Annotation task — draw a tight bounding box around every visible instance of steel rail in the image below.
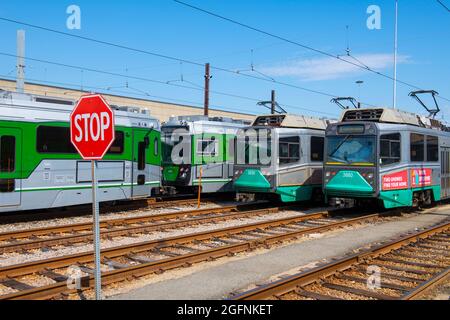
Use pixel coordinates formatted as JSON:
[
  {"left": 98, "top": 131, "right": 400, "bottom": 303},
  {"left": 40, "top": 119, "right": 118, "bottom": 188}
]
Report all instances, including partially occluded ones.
[
  {"left": 0, "top": 210, "right": 331, "bottom": 279},
  {"left": 0, "top": 196, "right": 214, "bottom": 225},
  {"left": 400, "top": 267, "right": 450, "bottom": 300},
  {"left": 231, "top": 220, "right": 450, "bottom": 300},
  {"left": 0, "top": 204, "right": 278, "bottom": 254},
  {"left": 0, "top": 211, "right": 387, "bottom": 300},
  {"left": 0, "top": 203, "right": 249, "bottom": 241}
]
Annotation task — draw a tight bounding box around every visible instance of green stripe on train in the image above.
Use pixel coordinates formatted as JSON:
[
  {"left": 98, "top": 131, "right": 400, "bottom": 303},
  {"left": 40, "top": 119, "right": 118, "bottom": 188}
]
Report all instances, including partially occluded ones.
[
  {"left": 16, "top": 181, "right": 161, "bottom": 193},
  {"left": 0, "top": 120, "right": 161, "bottom": 180}
]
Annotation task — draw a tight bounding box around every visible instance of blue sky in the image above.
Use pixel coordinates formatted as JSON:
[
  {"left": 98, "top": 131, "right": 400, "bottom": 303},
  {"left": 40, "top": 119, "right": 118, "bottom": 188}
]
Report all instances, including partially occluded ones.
[{"left": 0, "top": 0, "right": 448, "bottom": 118}]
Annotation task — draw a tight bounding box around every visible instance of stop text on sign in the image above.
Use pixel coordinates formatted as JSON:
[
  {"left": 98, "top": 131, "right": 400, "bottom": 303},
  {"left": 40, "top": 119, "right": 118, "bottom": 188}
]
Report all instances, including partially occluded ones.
[
  {"left": 70, "top": 94, "right": 115, "bottom": 160},
  {"left": 73, "top": 112, "right": 111, "bottom": 142}
]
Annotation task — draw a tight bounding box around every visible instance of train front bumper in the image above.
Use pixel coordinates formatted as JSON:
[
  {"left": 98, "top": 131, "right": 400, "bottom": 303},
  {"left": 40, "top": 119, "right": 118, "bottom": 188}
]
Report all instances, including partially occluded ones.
[
  {"left": 324, "top": 170, "right": 375, "bottom": 198},
  {"left": 234, "top": 168, "right": 272, "bottom": 193}
]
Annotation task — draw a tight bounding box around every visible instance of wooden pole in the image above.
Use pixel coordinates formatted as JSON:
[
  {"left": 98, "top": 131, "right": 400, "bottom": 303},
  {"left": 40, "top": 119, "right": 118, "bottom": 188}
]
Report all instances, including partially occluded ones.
[{"left": 204, "top": 63, "right": 210, "bottom": 116}]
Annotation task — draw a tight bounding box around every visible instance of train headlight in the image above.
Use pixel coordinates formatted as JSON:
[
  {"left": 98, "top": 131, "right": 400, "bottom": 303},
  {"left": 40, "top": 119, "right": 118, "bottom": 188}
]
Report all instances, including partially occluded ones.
[
  {"left": 367, "top": 173, "right": 374, "bottom": 179},
  {"left": 325, "top": 172, "right": 331, "bottom": 177}
]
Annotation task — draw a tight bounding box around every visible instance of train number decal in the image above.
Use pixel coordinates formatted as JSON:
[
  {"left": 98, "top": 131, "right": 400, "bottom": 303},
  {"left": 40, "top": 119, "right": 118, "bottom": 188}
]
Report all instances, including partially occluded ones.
[{"left": 382, "top": 171, "right": 408, "bottom": 191}]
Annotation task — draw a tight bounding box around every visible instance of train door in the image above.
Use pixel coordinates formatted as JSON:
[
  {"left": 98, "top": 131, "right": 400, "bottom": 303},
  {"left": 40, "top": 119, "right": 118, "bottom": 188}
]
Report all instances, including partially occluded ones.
[
  {"left": 440, "top": 147, "right": 450, "bottom": 199},
  {"left": 131, "top": 128, "right": 152, "bottom": 198},
  {"left": 0, "top": 128, "right": 22, "bottom": 207}
]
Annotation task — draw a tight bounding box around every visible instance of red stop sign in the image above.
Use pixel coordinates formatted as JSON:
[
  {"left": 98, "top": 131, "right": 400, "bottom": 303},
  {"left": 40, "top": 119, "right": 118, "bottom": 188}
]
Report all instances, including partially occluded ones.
[{"left": 70, "top": 94, "right": 115, "bottom": 160}]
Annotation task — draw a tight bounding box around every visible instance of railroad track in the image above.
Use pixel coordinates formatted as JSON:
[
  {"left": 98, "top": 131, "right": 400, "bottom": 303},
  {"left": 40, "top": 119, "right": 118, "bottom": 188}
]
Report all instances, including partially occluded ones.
[
  {"left": 0, "top": 196, "right": 217, "bottom": 224},
  {"left": 0, "top": 209, "right": 394, "bottom": 300},
  {"left": 0, "top": 203, "right": 274, "bottom": 254},
  {"left": 231, "top": 220, "right": 450, "bottom": 300}
]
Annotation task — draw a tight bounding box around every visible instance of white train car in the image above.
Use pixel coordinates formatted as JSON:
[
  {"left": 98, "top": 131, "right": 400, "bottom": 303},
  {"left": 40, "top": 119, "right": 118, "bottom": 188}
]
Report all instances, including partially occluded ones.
[{"left": 0, "top": 90, "right": 161, "bottom": 213}]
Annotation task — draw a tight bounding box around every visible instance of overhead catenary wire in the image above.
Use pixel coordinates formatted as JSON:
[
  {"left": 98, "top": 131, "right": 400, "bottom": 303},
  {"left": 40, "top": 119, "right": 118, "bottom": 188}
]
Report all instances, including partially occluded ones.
[
  {"left": 0, "top": 16, "right": 380, "bottom": 106},
  {"left": 436, "top": 0, "right": 450, "bottom": 12},
  {"left": 0, "top": 52, "right": 339, "bottom": 117},
  {"left": 0, "top": 73, "right": 257, "bottom": 114},
  {"left": 173, "top": 0, "right": 450, "bottom": 103}
]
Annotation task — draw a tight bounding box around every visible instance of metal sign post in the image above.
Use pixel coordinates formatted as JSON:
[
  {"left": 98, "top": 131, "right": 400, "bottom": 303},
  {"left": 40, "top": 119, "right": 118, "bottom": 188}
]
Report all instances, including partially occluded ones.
[
  {"left": 91, "top": 160, "right": 102, "bottom": 300},
  {"left": 70, "top": 94, "right": 115, "bottom": 301}
]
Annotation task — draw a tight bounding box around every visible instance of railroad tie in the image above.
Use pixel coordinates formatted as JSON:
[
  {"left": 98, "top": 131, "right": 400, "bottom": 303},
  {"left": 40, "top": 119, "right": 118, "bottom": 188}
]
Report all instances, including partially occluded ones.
[
  {"left": 152, "top": 248, "right": 181, "bottom": 257},
  {"left": 429, "top": 235, "right": 450, "bottom": 242},
  {"left": 126, "top": 254, "right": 157, "bottom": 264},
  {"left": 172, "top": 244, "right": 198, "bottom": 253},
  {"left": 294, "top": 288, "right": 342, "bottom": 300},
  {"left": 335, "top": 274, "right": 410, "bottom": 292},
  {"left": 103, "top": 258, "right": 131, "bottom": 270},
  {"left": 211, "top": 237, "right": 237, "bottom": 245},
  {"left": 354, "top": 266, "right": 423, "bottom": 283},
  {"left": 77, "top": 265, "right": 95, "bottom": 275},
  {"left": 393, "top": 251, "right": 448, "bottom": 262},
  {"left": 0, "top": 278, "right": 35, "bottom": 291},
  {"left": 321, "top": 282, "right": 396, "bottom": 300},
  {"left": 426, "top": 238, "right": 450, "bottom": 245},
  {"left": 377, "top": 257, "right": 444, "bottom": 269},
  {"left": 411, "top": 243, "right": 450, "bottom": 254},
  {"left": 39, "top": 268, "right": 68, "bottom": 282},
  {"left": 375, "top": 263, "right": 432, "bottom": 275}
]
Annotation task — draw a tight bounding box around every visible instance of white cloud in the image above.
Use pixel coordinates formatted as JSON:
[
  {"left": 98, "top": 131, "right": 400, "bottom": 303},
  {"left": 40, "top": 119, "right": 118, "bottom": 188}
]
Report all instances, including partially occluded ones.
[{"left": 260, "top": 53, "right": 411, "bottom": 81}]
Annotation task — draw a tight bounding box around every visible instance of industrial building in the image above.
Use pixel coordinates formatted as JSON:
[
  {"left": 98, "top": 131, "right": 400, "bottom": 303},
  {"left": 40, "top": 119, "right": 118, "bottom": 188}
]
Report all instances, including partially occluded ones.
[{"left": 0, "top": 78, "right": 255, "bottom": 123}]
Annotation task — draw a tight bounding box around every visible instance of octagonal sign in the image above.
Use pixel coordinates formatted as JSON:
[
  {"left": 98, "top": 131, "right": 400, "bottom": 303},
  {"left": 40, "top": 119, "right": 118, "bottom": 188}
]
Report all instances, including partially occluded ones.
[{"left": 70, "top": 94, "right": 115, "bottom": 160}]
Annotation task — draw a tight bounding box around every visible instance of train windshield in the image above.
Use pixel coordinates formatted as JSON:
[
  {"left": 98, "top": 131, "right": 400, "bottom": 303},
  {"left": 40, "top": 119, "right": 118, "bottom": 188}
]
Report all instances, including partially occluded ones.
[
  {"left": 326, "top": 135, "right": 376, "bottom": 165},
  {"left": 161, "top": 126, "right": 189, "bottom": 164}
]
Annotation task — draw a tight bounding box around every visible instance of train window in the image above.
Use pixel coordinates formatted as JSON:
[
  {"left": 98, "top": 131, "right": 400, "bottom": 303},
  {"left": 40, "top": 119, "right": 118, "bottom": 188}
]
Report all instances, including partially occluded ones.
[
  {"left": 37, "top": 126, "right": 77, "bottom": 154},
  {"left": 107, "top": 131, "right": 124, "bottom": 154},
  {"left": 37, "top": 126, "right": 124, "bottom": 154},
  {"left": 138, "top": 141, "right": 146, "bottom": 170},
  {"left": 410, "top": 133, "right": 425, "bottom": 162},
  {"left": 380, "top": 133, "right": 401, "bottom": 165},
  {"left": 0, "top": 136, "right": 15, "bottom": 172},
  {"left": 310, "top": 136, "right": 324, "bottom": 161},
  {"left": 0, "top": 179, "right": 15, "bottom": 192},
  {"left": 197, "top": 138, "right": 218, "bottom": 156},
  {"left": 154, "top": 137, "right": 159, "bottom": 156},
  {"left": 279, "top": 136, "right": 300, "bottom": 164},
  {"left": 426, "top": 136, "right": 438, "bottom": 162}
]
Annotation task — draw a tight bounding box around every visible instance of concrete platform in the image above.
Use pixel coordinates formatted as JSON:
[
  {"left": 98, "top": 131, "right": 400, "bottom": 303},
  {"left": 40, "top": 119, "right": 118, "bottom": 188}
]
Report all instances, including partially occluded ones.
[{"left": 110, "top": 208, "right": 450, "bottom": 300}]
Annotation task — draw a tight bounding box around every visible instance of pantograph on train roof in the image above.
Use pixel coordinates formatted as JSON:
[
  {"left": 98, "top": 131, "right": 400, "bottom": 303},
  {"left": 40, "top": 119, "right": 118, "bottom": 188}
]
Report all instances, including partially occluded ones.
[{"left": 252, "top": 114, "right": 331, "bottom": 131}]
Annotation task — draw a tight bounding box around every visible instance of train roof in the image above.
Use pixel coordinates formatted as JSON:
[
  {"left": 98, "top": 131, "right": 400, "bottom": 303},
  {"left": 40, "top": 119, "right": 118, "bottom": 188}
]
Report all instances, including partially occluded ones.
[
  {"left": 252, "top": 114, "right": 331, "bottom": 130},
  {"left": 340, "top": 108, "right": 449, "bottom": 132},
  {"left": 0, "top": 90, "right": 160, "bottom": 129},
  {"left": 165, "top": 115, "right": 251, "bottom": 125},
  {"left": 162, "top": 115, "right": 251, "bottom": 134}
]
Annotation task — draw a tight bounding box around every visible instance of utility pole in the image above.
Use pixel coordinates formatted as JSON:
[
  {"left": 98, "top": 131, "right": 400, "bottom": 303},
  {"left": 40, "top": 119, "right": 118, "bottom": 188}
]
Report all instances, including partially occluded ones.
[
  {"left": 271, "top": 90, "right": 276, "bottom": 114},
  {"left": 16, "top": 30, "right": 25, "bottom": 93},
  {"left": 393, "top": 0, "right": 398, "bottom": 109},
  {"left": 204, "top": 63, "right": 210, "bottom": 116}
]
